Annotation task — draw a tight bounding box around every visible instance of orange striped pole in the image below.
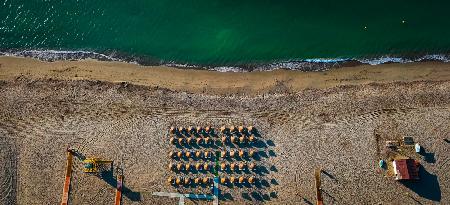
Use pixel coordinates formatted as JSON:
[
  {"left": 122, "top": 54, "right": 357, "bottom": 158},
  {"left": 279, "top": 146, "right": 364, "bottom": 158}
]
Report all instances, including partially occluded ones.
[
  {"left": 61, "top": 151, "right": 73, "bottom": 205},
  {"left": 315, "top": 168, "right": 323, "bottom": 205},
  {"left": 114, "top": 175, "right": 123, "bottom": 205}
]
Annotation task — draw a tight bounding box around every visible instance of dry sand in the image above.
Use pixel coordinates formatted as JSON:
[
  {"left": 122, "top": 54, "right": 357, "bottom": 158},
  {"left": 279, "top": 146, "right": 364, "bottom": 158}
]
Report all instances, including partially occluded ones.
[{"left": 0, "top": 56, "right": 449, "bottom": 205}]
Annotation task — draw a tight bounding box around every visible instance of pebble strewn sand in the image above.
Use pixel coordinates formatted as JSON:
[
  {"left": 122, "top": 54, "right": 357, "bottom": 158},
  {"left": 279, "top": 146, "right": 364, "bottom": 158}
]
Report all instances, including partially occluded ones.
[{"left": 0, "top": 77, "right": 449, "bottom": 204}]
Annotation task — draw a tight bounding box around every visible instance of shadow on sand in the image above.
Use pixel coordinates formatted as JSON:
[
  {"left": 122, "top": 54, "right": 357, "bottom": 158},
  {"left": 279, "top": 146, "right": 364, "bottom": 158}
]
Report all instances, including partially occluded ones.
[
  {"left": 419, "top": 147, "right": 436, "bottom": 164},
  {"left": 400, "top": 167, "right": 441, "bottom": 202},
  {"left": 241, "top": 191, "right": 276, "bottom": 202},
  {"left": 99, "top": 170, "right": 141, "bottom": 201}
]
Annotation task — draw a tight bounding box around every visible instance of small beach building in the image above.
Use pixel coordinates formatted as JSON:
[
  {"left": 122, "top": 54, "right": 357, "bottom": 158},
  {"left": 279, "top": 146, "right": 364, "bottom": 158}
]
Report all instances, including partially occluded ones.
[{"left": 393, "top": 159, "right": 420, "bottom": 180}]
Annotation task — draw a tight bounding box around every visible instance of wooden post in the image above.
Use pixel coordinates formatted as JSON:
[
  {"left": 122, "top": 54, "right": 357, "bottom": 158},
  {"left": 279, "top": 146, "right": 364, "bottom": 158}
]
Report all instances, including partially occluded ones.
[
  {"left": 115, "top": 175, "right": 123, "bottom": 205},
  {"left": 315, "top": 168, "right": 323, "bottom": 205},
  {"left": 61, "top": 151, "right": 73, "bottom": 205}
]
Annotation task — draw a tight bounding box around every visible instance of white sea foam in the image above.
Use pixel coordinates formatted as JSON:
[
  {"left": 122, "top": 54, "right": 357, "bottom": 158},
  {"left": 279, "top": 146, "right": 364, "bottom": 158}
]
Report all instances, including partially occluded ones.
[
  {"left": 1, "top": 49, "right": 450, "bottom": 72},
  {"left": 1, "top": 49, "right": 119, "bottom": 62},
  {"left": 209, "top": 66, "right": 246, "bottom": 72},
  {"left": 359, "top": 57, "right": 413, "bottom": 65}
]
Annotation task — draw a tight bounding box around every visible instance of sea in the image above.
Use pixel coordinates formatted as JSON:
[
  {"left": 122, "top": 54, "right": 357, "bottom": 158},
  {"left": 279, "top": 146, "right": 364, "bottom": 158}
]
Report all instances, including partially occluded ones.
[{"left": 1, "top": 0, "right": 450, "bottom": 71}]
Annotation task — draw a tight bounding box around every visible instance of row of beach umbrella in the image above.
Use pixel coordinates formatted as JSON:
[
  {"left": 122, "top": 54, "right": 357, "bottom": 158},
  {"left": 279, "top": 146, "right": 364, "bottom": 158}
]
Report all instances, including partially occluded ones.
[
  {"left": 169, "top": 126, "right": 256, "bottom": 136},
  {"left": 169, "top": 149, "right": 257, "bottom": 159},
  {"left": 170, "top": 135, "right": 257, "bottom": 145},
  {"left": 168, "top": 176, "right": 257, "bottom": 186},
  {"left": 169, "top": 162, "right": 257, "bottom": 172}
]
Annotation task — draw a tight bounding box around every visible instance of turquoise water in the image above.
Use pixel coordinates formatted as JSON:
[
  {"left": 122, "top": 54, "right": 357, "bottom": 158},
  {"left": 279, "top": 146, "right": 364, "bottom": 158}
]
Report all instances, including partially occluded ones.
[{"left": 1, "top": 0, "right": 450, "bottom": 67}]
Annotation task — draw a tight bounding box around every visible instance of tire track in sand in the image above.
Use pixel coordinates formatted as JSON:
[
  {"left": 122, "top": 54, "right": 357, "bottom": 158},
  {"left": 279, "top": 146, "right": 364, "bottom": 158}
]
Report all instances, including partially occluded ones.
[{"left": 0, "top": 135, "right": 18, "bottom": 205}]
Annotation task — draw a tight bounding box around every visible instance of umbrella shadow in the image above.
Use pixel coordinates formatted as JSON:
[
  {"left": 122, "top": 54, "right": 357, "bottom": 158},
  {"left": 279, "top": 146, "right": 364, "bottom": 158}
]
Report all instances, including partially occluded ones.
[{"left": 219, "top": 192, "right": 234, "bottom": 201}]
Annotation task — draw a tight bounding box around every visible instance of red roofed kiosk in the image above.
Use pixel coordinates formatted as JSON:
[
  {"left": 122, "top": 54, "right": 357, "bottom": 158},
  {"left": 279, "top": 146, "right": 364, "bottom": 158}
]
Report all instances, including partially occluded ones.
[{"left": 393, "top": 159, "right": 420, "bottom": 180}]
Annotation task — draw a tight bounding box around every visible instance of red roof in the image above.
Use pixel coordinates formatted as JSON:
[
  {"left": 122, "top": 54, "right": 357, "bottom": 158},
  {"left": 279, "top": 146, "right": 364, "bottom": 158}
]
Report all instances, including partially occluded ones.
[{"left": 394, "top": 159, "right": 419, "bottom": 180}]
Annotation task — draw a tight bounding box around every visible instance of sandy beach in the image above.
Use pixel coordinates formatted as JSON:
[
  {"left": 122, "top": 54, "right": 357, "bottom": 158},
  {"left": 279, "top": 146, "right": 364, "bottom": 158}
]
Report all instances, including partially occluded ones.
[
  {"left": 1, "top": 56, "right": 450, "bottom": 95},
  {"left": 0, "top": 56, "right": 449, "bottom": 205}
]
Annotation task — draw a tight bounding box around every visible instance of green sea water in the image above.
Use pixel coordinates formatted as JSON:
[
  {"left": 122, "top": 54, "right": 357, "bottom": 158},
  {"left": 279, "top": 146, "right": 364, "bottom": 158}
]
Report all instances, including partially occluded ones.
[{"left": 1, "top": 0, "right": 450, "bottom": 66}]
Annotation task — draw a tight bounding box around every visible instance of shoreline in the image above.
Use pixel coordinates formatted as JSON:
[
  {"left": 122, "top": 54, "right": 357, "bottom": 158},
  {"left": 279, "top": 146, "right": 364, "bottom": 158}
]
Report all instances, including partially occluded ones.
[
  {"left": 1, "top": 56, "right": 450, "bottom": 95},
  {"left": 2, "top": 50, "right": 450, "bottom": 71}
]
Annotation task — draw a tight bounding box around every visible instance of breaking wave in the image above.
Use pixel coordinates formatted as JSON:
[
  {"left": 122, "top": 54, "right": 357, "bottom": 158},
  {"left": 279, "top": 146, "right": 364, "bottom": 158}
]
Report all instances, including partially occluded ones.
[{"left": 1, "top": 49, "right": 449, "bottom": 72}]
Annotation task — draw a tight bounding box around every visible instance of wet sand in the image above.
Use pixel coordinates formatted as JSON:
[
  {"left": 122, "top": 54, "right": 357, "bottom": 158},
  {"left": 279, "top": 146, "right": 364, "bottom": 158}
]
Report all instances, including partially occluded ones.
[
  {"left": 0, "top": 57, "right": 449, "bottom": 205},
  {"left": 1, "top": 56, "right": 450, "bottom": 95}
]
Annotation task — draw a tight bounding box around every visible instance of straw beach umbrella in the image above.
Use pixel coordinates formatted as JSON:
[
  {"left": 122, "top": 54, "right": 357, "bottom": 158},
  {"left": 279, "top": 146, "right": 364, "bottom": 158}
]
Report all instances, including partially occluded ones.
[
  {"left": 170, "top": 126, "right": 176, "bottom": 134},
  {"left": 229, "top": 150, "right": 236, "bottom": 158},
  {"left": 185, "top": 163, "right": 191, "bottom": 171},
  {"left": 177, "top": 151, "right": 183, "bottom": 158},
  {"left": 168, "top": 176, "right": 174, "bottom": 184},
  {"left": 221, "top": 136, "right": 227, "bottom": 144},
  {"left": 247, "top": 126, "right": 254, "bottom": 133},
  {"left": 221, "top": 150, "right": 227, "bottom": 158},
  {"left": 168, "top": 163, "right": 175, "bottom": 171},
  {"left": 238, "top": 126, "right": 244, "bottom": 133},
  {"left": 184, "top": 178, "right": 191, "bottom": 185},
  {"left": 195, "top": 163, "right": 202, "bottom": 171},
  {"left": 239, "top": 163, "right": 246, "bottom": 170},
  {"left": 195, "top": 151, "right": 202, "bottom": 158},
  {"left": 249, "top": 135, "right": 256, "bottom": 143},
  {"left": 203, "top": 177, "right": 210, "bottom": 184},
  {"left": 186, "top": 137, "right": 193, "bottom": 144},
  {"left": 220, "top": 177, "right": 228, "bottom": 184},
  {"left": 204, "top": 137, "right": 211, "bottom": 145},
  {"left": 220, "top": 126, "right": 227, "bottom": 133},
  {"left": 239, "top": 136, "right": 246, "bottom": 143},
  {"left": 178, "top": 138, "right": 185, "bottom": 145},
  {"left": 239, "top": 176, "right": 245, "bottom": 183},
  {"left": 187, "top": 126, "right": 194, "bottom": 133},
  {"left": 221, "top": 163, "right": 227, "bottom": 171},
  {"left": 249, "top": 163, "right": 256, "bottom": 171},
  {"left": 176, "top": 177, "right": 182, "bottom": 185},
  {"left": 248, "top": 176, "right": 256, "bottom": 184},
  {"left": 238, "top": 150, "right": 245, "bottom": 158},
  {"left": 185, "top": 151, "right": 192, "bottom": 158},
  {"left": 230, "top": 176, "right": 236, "bottom": 184},
  {"left": 249, "top": 149, "right": 256, "bottom": 157},
  {"left": 231, "top": 136, "right": 237, "bottom": 144},
  {"left": 230, "top": 163, "right": 236, "bottom": 171},
  {"left": 204, "top": 151, "right": 210, "bottom": 159},
  {"left": 176, "top": 163, "right": 184, "bottom": 171},
  {"left": 230, "top": 126, "right": 236, "bottom": 133}
]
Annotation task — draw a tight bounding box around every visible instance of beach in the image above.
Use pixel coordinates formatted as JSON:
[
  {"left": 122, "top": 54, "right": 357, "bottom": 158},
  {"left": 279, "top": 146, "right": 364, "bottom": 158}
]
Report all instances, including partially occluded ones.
[
  {"left": 0, "top": 56, "right": 449, "bottom": 204},
  {"left": 1, "top": 56, "right": 450, "bottom": 95}
]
